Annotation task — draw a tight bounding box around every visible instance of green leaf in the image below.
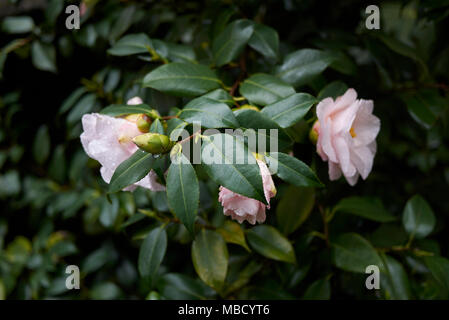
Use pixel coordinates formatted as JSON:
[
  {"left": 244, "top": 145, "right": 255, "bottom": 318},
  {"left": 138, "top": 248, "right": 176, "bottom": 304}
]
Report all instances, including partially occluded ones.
[
  {"left": 212, "top": 19, "right": 254, "bottom": 67},
  {"left": 153, "top": 40, "right": 197, "bottom": 63},
  {"left": 234, "top": 109, "right": 292, "bottom": 151},
  {"left": 216, "top": 220, "right": 250, "bottom": 251},
  {"left": 138, "top": 226, "right": 167, "bottom": 286},
  {"left": 67, "top": 93, "right": 96, "bottom": 125},
  {"left": 317, "top": 81, "right": 348, "bottom": 100},
  {"left": 265, "top": 152, "right": 322, "bottom": 187},
  {"left": 200, "top": 133, "right": 266, "bottom": 203},
  {"left": 166, "top": 153, "right": 199, "bottom": 233},
  {"left": 275, "top": 49, "right": 336, "bottom": 86},
  {"left": 150, "top": 118, "right": 165, "bottom": 134},
  {"left": 248, "top": 23, "right": 279, "bottom": 60},
  {"left": 143, "top": 63, "right": 222, "bottom": 97},
  {"left": 202, "top": 89, "right": 234, "bottom": 105},
  {"left": 334, "top": 197, "right": 396, "bottom": 222},
  {"left": 373, "top": 32, "right": 428, "bottom": 76},
  {"left": 400, "top": 92, "right": 439, "bottom": 129},
  {"left": 191, "top": 229, "right": 228, "bottom": 290},
  {"left": 402, "top": 195, "right": 436, "bottom": 239},
  {"left": 1, "top": 16, "right": 34, "bottom": 34},
  {"left": 380, "top": 255, "right": 412, "bottom": 300},
  {"left": 179, "top": 97, "right": 238, "bottom": 128},
  {"left": 261, "top": 93, "right": 316, "bottom": 128},
  {"left": 109, "top": 150, "right": 155, "bottom": 193},
  {"left": 33, "top": 125, "right": 50, "bottom": 165},
  {"left": 107, "top": 33, "right": 152, "bottom": 56},
  {"left": 158, "top": 273, "right": 214, "bottom": 300},
  {"left": 100, "top": 104, "right": 153, "bottom": 117},
  {"left": 302, "top": 278, "right": 330, "bottom": 300},
  {"left": 59, "top": 87, "right": 87, "bottom": 114},
  {"left": 109, "top": 5, "right": 136, "bottom": 41},
  {"left": 332, "top": 233, "right": 384, "bottom": 273},
  {"left": 276, "top": 186, "right": 315, "bottom": 235},
  {"left": 239, "top": 73, "right": 295, "bottom": 106},
  {"left": 247, "top": 225, "right": 296, "bottom": 264},
  {"left": 31, "top": 41, "right": 57, "bottom": 73},
  {"left": 424, "top": 256, "right": 449, "bottom": 296}
]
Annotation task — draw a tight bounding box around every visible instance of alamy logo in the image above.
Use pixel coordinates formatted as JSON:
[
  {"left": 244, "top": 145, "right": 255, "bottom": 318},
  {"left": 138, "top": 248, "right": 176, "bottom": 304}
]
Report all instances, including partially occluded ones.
[
  {"left": 365, "top": 265, "right": 380, "bottom": 290},
  {"left": 65, "top": 5, "right": 80, "bottom": 30},
  {"left": 65, "top": 265, "right": 80, "bottom": 290},
  {"left": 365, "top": 5, "right": 380, "bottom": 30}
]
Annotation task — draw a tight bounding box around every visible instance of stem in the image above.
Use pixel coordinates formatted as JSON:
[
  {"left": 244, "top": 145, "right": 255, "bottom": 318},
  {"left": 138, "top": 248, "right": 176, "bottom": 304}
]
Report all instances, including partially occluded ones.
[{"left": 161, "top": 115, "right": 178, "bottom": 120}]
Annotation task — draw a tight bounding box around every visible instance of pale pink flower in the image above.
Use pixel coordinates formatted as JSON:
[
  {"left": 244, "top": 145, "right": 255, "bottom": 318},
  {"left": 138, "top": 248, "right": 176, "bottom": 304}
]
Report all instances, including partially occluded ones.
[
  {"left": 218, "top": 160, "right": 276, "bottom": 224},
  {"left": 80, "top": 113, "right": 165, "bottom": 191},
  {"left": 315, "top": 88, "right": 380, "bottom": 186},
  {"left": 127, "top": 96, "right": 144, "bottom": 105}
]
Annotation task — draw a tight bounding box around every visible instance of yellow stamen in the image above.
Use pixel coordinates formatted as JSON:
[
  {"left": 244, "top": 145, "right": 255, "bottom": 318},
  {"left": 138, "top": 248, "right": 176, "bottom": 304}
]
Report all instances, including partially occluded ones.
[{"left": 350, "top": 127, "right": 357, "bottom": 138}]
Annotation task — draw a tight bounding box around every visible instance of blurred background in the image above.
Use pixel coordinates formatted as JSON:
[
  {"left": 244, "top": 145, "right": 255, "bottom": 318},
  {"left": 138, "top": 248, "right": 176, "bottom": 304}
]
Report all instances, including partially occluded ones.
[{"left": 0, "top": 0, "right": 448, "bottom": 300}]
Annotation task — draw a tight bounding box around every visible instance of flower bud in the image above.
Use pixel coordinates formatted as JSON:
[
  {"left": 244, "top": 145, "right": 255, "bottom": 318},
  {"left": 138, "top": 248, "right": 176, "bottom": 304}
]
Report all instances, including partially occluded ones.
[
  {"left": 132, "top": 133, "right": 174, "bottom": 154},
  {"left": 124, "top": 113, "right": 153, "bottom": 133},
  {"left": 309, "top": 120, "right": 320, "bottom": 145}
]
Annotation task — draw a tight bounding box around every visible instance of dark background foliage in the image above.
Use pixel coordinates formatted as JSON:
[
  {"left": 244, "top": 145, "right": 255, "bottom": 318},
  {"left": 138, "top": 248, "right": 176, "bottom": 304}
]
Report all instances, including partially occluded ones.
[{"left": 0, "top": 0, "right": 449, "bottom": 300}]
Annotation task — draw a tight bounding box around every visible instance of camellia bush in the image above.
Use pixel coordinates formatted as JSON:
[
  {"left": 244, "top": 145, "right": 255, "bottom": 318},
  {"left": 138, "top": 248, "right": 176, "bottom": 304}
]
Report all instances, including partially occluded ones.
[{"left": 1, "top": 0, "right": 449, "bottom": 300}]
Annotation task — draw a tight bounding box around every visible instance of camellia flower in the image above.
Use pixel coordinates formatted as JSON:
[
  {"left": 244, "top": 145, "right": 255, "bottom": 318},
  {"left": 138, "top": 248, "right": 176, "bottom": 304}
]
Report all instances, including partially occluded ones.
[
  {"left": 218, "top": 159, "right": 276, "bottom": 224},
  {"left": 314, "top": 88, "right": 380, "bottom": 186},
  {"left": 80, "top": 97, "right": 165, "bottom": 192}
]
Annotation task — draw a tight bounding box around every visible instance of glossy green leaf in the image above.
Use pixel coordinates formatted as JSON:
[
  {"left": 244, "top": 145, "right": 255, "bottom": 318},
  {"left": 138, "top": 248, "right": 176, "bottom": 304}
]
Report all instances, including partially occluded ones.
[
  {"left": 275, "top": 49, "right": 336, "bottom": 86},
  {"left": 424, "top": 256, "right": 449, "bottom": 296},
  {"left": 1, "top": 16, "right": 34, "bottom": 34},
  {"left": 109, "top": 150, "right": 155, "bottom": 193},
  {"left": 265, "top": 152, "right": 322, "bottom": 187},
  {"left": 247, "top": 225, "right": 296, "bottom": 264},
  {"left": 239, "top": 73, "right": 295, "bottom": 106},
  {"left": 216, "top": 220, "right": 250, "bottom": 251},
  {"left": 150, "top": 118, "right": 165, "bottom": 134},
  {"left": 143, "top": 63, "right": 222, "bottom": 97},
  {"left": 302, "top": 278, "right": 330, "bottom": 300},
  {"left": 234, "top": 109, "right": 292, "bottom": 151},
  {"left": 138, "top": 226, "right": 167, "bottom": 286},
  {"left": 402, "top": 195, "right": 436, "bottom": 239},
  {"left": 212, "top": 19, "right": 254, "bottom": 66},
  {"left": 317, "top": 81, "right": 348, "bottom": 100},
  {"left": 248, "top": 23, "right": 279, "bottom": 60},
  {"left": 109, "top": 5, "right": 136, "bottom": 41},
  {"left": 400, "top": 93, "right": 438, "bottom": 129},
  {"left": 200, "top": 133, "right": 266, "bottom": 203},
  {"left": 166, "top": 153, "right": 199, "bottom": 233},
  {"left": 33, "top": 125, "right": 50, "bottom": 165},
  {"left": 334, "top": 197, "right": 396, "bottom": 222},
  {"left": 202, "top": 89, "right": 234, "bottom": 105},
  {"left": 100, "top": 104, "right": 153, "bottom": 117},
  {"left": 107, "top": 33, "right": 152, "bottom": 56},
  {"left": 179, "top": 97, "right": 238, "bottom": 128},
  {"left": 276, "top": 186, "right": 315, "bottom": 235},
  {"left": 332, "top": 233, "right": 384, "bottom": 273},
  {"left": 191, "top": 229, "right": 228, "bottom": 290},
  {"left": 380, "top": 255, "right": 412, "bottom": 300},
  {"left": 261, "top": 93, "right": 316, "bottom": 128},
  {"left": 59, "top": 87, "right": 87, "bottom": 114},
  {"left": 67, "top": 93, "right": 96, "bottom": 125},
  {"left": 31, "top": 41, "right": 57, "bottom": 73},
  {"left": 158, "top": 273, "right": 214, "bottom": 300}
]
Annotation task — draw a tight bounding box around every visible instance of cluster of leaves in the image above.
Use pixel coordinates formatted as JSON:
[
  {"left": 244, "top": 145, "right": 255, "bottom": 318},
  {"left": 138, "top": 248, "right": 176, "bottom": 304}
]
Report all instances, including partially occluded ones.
[{"left": 0, "top": 0, "right": 449, "bottom": 300}]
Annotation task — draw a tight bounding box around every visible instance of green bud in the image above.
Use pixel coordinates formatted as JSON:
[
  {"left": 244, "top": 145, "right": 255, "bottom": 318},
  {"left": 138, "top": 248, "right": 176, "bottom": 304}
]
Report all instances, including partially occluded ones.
[
  {"left": 132, "top": 133, "right": 175, "bottom": 154},
  {"left": 309, "top": 120, "right": 320, "bottom": 145},
  {"left": 136, "top": 114, "right": 152, "bottom": 133}
]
